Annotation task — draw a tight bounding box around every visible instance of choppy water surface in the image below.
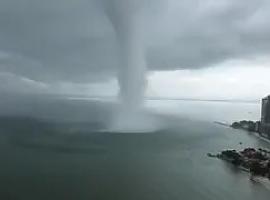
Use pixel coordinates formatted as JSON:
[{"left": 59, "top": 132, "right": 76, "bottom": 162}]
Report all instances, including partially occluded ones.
[{"left": 0, "top": 99, "right": 269, "bottom": 200}]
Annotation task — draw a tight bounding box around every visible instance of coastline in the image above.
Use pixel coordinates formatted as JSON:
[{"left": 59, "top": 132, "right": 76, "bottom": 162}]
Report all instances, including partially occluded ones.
[
  {"left": 210, "top": 120, "right": 270, "bottom": 188},
  {"left": 253, "top": 132, "right": 270, "bottom": 144},
  {"left": 208, "top": 148, "right": 270, "bottom": 185},
  {"left": 251, "top": 176, "right": 270, "bottom": 190}
]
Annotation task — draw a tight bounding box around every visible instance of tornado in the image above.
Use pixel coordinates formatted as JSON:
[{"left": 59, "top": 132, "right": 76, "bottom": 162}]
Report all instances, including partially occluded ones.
[
  {"left": 104, "top": 0, "right": 146, "bottom": 109},
  {"left": 102, "top": 0, "right": 157, "bottom": 132}
]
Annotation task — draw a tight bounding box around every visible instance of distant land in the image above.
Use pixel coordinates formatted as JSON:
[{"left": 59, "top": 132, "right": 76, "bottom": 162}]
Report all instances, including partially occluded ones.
[
  {"left": 66, "top": 95, "right": 260, "bottom": 104},
  {"left": 0, "top": 91, "right": 261, "bottom": 104}
]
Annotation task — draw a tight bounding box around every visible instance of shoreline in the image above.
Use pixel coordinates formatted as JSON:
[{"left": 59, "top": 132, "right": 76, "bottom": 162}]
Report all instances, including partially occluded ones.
[
  {"left": 253, "top": 132, "right": 270, "bottom": 144},
  {"left": 208, "top": 148, "right": 270, "bottom": 184},
  {"left": 214, "top": 120, "right": 270, "bottom": 143}
]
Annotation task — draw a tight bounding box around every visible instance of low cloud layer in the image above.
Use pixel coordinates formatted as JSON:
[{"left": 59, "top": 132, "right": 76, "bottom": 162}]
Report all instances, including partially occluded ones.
[
  {"left": 0, "top": 0, "right": 270, "bottom": 89},
  {"left": 148, "top": 58, "right": 270, "bottom": 100}
]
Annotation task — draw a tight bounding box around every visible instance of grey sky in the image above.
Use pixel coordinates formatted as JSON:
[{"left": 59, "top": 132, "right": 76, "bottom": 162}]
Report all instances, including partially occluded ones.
[{"left": 0, "top": 0, "right": 270, "bottom": 98}]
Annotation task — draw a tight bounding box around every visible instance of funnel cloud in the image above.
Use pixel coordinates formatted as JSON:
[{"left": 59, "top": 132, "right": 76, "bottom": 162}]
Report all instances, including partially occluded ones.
[
  {"left": 0, "top": 0, "right": 270, "bottom": 98},
  {"left": 103, "top": 0, "right": 147, "bottom": 108}
]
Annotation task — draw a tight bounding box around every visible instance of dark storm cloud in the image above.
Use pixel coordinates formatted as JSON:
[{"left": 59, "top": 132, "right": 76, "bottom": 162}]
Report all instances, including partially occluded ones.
[
  {"left": 147, "top": 0, "right": 270, "bottom": 69},
  {"left": 0, "top": 0, "right": 270, "bottom": 83}
]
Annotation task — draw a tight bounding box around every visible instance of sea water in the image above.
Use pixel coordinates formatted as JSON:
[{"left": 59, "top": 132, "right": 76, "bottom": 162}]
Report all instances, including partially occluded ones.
[{"left": 0, "top": 98, "right": 269, "bottom": 200}]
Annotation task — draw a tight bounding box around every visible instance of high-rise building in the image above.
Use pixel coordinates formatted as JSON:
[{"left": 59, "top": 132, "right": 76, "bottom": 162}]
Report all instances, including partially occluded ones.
[{"left": 260, "top": 95, "right": 270, "bottom": 138}]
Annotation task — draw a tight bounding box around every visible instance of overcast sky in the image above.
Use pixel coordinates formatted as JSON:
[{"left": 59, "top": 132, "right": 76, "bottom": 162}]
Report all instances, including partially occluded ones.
[{"left": 0, "top": 0, "right": 270, "bottom": 100}]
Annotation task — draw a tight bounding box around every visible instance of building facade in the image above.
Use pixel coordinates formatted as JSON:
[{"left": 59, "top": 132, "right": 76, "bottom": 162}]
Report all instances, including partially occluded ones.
[{"left": 260, "top": 95, "right": 270, "bottom": 138}]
